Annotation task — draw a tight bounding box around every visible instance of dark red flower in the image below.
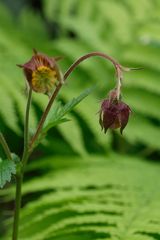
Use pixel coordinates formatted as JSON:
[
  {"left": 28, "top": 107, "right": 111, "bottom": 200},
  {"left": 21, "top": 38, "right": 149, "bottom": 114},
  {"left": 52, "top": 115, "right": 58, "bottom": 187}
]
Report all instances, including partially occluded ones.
[
  {"left": 99, "top": 98, "right": 131, "bottom": 134},
  {"left": 18, "top": 50, "right": 62, "bottom": 95}
]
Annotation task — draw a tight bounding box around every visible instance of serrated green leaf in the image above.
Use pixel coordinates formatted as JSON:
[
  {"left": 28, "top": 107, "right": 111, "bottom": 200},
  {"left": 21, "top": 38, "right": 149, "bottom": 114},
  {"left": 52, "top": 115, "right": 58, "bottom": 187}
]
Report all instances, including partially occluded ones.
[
  {"left": 11, "top": 153, "right": 20, "bottom": 163},
  {"left": 4, "top": 154, "right": 160, "bottom": 240},
  {"left": 0, "top": 158, "right": 16, "bottom": 188},
  {"left": 42, "top": 86, "right": 95, "bottom": 133},
  {"left": 0, "top": 0, "right": 160, "bottom": 152}
]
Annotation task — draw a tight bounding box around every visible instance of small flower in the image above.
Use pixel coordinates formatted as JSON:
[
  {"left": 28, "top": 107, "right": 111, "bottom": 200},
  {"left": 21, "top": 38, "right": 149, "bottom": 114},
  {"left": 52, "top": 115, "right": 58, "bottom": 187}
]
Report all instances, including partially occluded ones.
[
  {"left": 18, "top": 49, "right": 63, "bottom": 95},
  {"left": 99, "top": 90, "right": 131, "bottom": 134}
]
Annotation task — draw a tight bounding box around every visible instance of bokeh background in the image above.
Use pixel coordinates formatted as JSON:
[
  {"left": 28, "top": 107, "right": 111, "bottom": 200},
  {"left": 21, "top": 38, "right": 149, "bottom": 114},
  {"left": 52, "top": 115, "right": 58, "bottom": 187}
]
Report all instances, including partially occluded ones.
[{"left": 0, "top": 0, "right": 160, "bottom": 239}]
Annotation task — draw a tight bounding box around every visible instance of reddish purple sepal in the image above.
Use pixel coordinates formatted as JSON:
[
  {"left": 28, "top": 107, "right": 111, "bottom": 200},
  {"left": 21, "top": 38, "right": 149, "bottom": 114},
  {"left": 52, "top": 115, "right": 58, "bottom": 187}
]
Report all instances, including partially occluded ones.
[{"left": 99, "top": 99, "right": 131, "bottom": 134}]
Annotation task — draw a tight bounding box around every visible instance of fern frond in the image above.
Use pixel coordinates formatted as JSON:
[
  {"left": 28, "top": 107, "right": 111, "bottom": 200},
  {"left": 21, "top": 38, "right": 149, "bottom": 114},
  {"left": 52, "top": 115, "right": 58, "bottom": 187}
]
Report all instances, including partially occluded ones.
[{"left": 4, "top": 154, "right": 160, "bottom": 240}]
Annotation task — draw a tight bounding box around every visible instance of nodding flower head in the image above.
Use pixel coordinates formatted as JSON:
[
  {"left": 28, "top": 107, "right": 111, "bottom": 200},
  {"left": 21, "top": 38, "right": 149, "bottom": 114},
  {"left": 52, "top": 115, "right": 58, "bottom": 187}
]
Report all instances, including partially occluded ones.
[
  {"left": 99, "top": 89, "right": 131, "bottom": 134},
  {"left": 18, "top": 50, "right": 63, "bottom": 95}
]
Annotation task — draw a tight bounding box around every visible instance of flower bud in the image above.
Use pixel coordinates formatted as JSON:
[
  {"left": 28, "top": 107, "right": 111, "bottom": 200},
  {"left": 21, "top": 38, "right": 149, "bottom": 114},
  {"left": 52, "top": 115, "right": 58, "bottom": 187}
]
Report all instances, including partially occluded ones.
[
  {"left": 18, "top": 50, "right": 63, "bottom": 95},
  {"left": 99, "top": 97, "right": 131, "bottom": 134}
]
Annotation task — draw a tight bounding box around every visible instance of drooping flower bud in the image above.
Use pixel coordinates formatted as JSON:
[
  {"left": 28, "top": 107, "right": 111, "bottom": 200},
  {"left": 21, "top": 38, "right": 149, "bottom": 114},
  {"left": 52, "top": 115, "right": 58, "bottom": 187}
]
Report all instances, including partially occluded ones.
[
  {"left": 18, "top": 50, "right": 63, "bottom": 95},
  {"left": 99, "top": 90, "right": 131, "bottom": 134}
]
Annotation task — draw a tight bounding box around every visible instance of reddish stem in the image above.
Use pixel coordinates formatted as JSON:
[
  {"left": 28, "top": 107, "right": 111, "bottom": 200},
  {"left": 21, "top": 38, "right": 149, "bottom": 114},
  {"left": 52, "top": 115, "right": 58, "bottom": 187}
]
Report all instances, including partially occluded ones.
[
  {"left": 64, "top": 52, "right": 121, "bottom": 80},
  {"left": 30, "top": 52, "right": 122, "bottom": 149}
]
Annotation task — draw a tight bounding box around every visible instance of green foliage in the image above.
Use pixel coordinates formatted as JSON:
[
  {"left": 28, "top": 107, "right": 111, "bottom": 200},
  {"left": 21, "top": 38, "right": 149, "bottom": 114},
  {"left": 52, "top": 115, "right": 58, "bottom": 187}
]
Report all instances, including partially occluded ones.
[
  {"left": 32, "top": 86, "right": 95, "bottom": 151},
  {"left": 43, "top": 86, "right": 95, "bottom": 133},
  {"left": 4, "top": 154, "right": 160, "bottom": 240},
  {"left": 0, "top": 158, "right": 16, "bottom": 188},
  {"left": 0, "top": 0, "right": 159, "bottom": 155},
  {"left": 0, "top": 1, "right": 160, "bottom": 239},
  {"left": 43, "top": 0, "right": 160, "bottom": 153}
]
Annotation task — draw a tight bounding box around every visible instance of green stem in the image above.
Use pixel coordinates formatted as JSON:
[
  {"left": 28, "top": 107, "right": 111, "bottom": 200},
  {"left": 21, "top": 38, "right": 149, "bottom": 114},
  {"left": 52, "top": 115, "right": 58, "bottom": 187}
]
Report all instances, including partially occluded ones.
[
  {"left": 12, "top": 174, "right": 23, "bottom": 240},
  {"left": 22, "top": 88, "right": 32, "bottom": 164},
  {"left": 12, "top": 87, "right": 32, "bottom": 240},
  {"left": 0, "top": 132, "right": 12, "bottom": 160}
]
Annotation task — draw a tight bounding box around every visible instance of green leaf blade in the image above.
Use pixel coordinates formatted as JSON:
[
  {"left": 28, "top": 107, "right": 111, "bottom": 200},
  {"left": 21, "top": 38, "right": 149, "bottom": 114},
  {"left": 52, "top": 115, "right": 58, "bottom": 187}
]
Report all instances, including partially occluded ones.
[
  {"left": 4, "top": 154, "right": 160, "bottom": 240},
  {"left": 0, "top": 158, "right": 16, "bottom": 188},
  {"left": 43, "top": 86, "right": 95, "bottom": 133}
]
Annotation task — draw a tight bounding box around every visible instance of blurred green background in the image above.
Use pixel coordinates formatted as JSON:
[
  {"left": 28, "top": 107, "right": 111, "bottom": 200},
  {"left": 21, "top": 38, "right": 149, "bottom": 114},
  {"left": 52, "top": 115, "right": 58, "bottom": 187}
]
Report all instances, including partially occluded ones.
[{"left": 0, "top": 0, "right": 160, "bottom": 239}]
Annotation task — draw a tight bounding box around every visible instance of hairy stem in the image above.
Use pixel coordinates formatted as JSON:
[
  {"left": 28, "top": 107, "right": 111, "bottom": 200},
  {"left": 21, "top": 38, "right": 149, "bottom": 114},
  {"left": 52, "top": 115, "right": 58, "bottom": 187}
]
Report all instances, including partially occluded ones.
[
  {"left": 12, "top": 87, "right": 32, "bottom": 240},
  {"left": 0, "top": 132, "right": 12, "bottom": 160},
  {"left": 30, "top": 52, "right": 122, "bottom": 149}
]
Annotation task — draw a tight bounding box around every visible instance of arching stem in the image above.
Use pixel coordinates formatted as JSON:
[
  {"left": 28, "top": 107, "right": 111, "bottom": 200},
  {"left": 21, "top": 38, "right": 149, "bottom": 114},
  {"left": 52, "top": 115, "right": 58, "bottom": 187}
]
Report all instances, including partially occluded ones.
[{"left": 29, "top": 52, "right": 123, "bottom": 149}]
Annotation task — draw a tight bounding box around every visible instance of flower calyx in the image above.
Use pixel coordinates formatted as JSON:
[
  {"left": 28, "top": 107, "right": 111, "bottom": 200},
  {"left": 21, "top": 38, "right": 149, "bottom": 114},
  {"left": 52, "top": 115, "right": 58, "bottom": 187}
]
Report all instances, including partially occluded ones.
[
  {"left": 18, "top": 49, "right": 63, "bottom": 95},
  {"left": 99, "top": 89, "right": 131, "bottom": 134}
]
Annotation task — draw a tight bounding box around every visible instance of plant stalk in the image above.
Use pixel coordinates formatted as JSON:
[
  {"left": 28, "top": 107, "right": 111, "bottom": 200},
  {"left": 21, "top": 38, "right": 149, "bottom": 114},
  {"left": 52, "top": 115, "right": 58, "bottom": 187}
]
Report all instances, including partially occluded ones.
[
  {"left": 12, "top": 87, "right": 32, "bottom": 240},
  {"left": 0, "top": 132, "right": 12, "bottom": 160},
  {"left": 30, "top": 51, "right": 122, "bottom": 148},
  {"left": 12, "top": 173, "right": 23, "bottom": 240},
  {"left": 22, "top": 88, "right": 32, "bottom": 164}
]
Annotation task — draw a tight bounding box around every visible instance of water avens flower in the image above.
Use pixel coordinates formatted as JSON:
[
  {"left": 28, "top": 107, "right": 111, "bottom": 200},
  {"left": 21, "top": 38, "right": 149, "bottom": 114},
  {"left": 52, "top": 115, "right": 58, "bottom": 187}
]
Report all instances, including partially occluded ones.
[
  {"left": 99, "top": 90, "right": 131, "bottom": 134},
  {"left": 18, "top": 50, "right": 63, "bottom": 95}
]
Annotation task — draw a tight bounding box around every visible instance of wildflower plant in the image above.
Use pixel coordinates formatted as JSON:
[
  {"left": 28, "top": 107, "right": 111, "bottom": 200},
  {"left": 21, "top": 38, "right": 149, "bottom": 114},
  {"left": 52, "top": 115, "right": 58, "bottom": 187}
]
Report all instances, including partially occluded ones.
[{"left": 0, "top": 50, "right": 140, "bottom": 240}]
